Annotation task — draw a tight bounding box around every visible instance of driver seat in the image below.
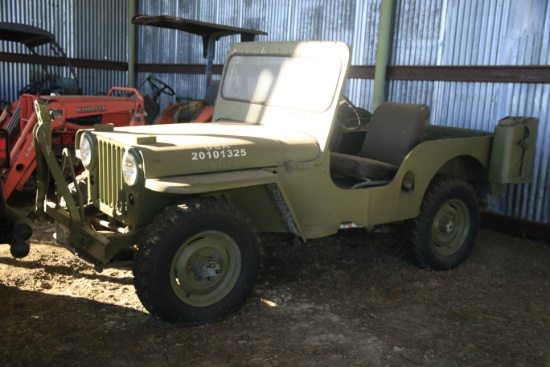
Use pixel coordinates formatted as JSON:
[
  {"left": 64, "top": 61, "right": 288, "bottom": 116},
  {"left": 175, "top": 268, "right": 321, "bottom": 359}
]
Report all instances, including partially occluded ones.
[{"left": 331, "top": 102, "right": 430, "bottom": 184}]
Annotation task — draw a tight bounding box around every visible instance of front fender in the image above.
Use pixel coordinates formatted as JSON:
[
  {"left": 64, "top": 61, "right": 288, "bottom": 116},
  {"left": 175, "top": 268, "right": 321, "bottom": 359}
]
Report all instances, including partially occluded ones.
[{"left": 144, "top": 169, "right": 305, "bottom": 238}]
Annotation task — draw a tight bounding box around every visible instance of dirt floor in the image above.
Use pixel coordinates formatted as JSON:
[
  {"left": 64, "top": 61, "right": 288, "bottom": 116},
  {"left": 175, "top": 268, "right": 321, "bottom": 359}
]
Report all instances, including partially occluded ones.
[{"left": 1, "top": 192, "right": 549, "bottom": 367}]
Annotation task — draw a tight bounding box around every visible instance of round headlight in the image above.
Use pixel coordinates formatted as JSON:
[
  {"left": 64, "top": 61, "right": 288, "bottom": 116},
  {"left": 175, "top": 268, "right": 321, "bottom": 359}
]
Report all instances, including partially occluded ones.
[
  {"left": 122, "top": 149, "right": 142, "bottom": 186},
  {"left": 79, "top": 133, "right": 94, "bottom": 169}
]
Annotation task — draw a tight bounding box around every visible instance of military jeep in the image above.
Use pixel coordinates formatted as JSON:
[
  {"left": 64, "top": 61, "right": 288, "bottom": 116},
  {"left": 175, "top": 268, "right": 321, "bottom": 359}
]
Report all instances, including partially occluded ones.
[{"left": 34, "top": 41, "right": 538, "bottom": 324}]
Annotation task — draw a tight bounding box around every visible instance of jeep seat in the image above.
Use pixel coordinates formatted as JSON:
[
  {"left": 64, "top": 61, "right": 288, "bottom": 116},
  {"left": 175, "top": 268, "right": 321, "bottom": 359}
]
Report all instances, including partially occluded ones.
[{"left": 331, "top": 102, "right": 430, "bottom": 184}]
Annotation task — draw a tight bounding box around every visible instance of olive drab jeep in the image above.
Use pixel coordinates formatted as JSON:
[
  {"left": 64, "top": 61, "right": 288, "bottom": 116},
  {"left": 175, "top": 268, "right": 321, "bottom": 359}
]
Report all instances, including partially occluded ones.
[{"left": 33, "top": 41, "right": 538, "bottom": 325}]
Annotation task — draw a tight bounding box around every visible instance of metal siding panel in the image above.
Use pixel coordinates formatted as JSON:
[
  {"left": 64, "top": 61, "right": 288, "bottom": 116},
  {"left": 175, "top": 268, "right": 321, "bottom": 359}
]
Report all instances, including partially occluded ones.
[
  {"left": 351, "top": 0, "right": 379, "bottom": 66},
  {"left": 387, "top": 0, "right": 549, "bottom": 224},
  {"left": 77, "top": 69, "right": 128, "bottom": 96},
  {"left": 0, "top": 62, "right": 28, "bottom": 99},
  {"left": 73, "top": 0, "right": 128, "bottom": 63},
  {"left": 1, "top": 0, "right": 549, "bottom": 225},
  {"left": 1, "top": 0, "right": 129, "bottom": 97},
  {"left": 1, "top": 0, "right": 75, "bottom": 97}
]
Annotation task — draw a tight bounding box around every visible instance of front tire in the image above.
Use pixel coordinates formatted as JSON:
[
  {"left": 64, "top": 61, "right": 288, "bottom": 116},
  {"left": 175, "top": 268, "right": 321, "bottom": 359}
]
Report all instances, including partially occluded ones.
[
  {"left": 133, "top": 198, "right": 261, "bottom": 324},
  {"left": 406, "top": 178, "right": 479, "bottom": 270}
]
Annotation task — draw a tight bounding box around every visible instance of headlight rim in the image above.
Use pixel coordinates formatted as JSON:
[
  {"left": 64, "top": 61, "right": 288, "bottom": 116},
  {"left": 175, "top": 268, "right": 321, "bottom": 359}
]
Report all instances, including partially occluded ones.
[
  {"left": 79, "top": 132, "right": 95, "bottom": 170},
  {"left": 122, "top": 148, "right": 143, "bottom": 187}
]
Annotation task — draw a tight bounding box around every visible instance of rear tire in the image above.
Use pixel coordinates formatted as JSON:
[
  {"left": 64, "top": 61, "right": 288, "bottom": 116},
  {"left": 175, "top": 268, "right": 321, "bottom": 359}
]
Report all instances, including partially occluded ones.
[
  {"left": 406, "top": 178, "right": 479, "bottom": 270},
  {"left": 133, "top": 197, "right": 261, "bottom": 324}
]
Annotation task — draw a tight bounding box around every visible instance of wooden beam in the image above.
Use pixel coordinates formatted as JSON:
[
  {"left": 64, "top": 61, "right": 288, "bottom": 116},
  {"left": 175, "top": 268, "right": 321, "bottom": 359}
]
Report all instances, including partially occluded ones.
[{"left": 2, "top": 53, "right": 550, "bottom": 83}]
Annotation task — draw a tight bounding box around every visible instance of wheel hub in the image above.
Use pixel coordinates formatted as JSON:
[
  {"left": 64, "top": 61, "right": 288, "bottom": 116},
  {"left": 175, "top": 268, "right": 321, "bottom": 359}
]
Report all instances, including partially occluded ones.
[
  {"left": 438, "top": 215, "right": 456, "bottom": 234},
  {"left": 193, "top": 257, "right": 222, "bottom": 282},
  {"left": 171, "top": 230, "right": 242, "bottom": 307},
  {"left": 432, "top": 198, "right": 471, "bottom": 256}
]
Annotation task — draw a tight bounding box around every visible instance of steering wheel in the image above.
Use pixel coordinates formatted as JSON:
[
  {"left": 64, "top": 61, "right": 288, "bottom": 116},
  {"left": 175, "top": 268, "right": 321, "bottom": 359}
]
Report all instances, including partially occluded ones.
[
  {"left": 336, "top": 97, "right": 362, "bottom": 131},
  {"left": 146, "top": 76, "right": 175, "bottom": 98}
]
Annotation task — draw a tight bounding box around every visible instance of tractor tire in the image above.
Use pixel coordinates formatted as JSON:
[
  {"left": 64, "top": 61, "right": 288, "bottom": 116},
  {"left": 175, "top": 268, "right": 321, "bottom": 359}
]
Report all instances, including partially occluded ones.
[
  {"left": 133, "top": 197, "right": 261, "bottom": 324},
  {"left": 406, "top": 177, "right": 479, "bottom": 270}
]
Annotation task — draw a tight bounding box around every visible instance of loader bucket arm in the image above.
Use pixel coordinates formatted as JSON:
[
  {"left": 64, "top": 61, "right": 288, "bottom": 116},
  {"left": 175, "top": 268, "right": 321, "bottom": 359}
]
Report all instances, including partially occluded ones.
[{"left": 34, "top": 100, "right": 83, "bottom": 241}]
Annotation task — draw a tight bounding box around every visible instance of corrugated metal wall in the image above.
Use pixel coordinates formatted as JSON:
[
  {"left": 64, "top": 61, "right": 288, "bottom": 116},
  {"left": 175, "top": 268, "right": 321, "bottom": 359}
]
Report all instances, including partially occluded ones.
[
  {"left": 72, "top": 0, "right": 129, "bottom": 94},
  {"left": 387, "top": 0, "right": 550, "bottom": 223},
  {"left": 134, "top": 0, "right": 550, "bottom": 226},
  {"left": 0, "top": 0, "right": 128, "bottom": 96},
  {"left": 1, "top": 0, "right": 549, "bottom": 224},
  {"left": 1, "top": 0, "right": 71, "bottom": 98}
]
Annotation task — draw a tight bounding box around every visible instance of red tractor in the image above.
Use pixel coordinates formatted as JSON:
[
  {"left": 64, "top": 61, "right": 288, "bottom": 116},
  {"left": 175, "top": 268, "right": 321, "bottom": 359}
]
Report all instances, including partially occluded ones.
[{"left": 0, "top": 86, "right": 154, "bottom": 199}]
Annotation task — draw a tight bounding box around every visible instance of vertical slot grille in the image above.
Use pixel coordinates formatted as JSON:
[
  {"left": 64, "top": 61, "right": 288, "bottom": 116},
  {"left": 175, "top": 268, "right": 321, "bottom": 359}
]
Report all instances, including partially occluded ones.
[{"left": 97, "top": 138, "right": 125, "bottom": 216}]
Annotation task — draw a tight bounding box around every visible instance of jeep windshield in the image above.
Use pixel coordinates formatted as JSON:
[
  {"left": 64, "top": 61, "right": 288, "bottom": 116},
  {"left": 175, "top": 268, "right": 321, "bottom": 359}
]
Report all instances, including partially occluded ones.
[
  {"left": 221, "top": 55, "right": 342, "bottom": 112},
  {"left": 214, "top": 41, "right": 350, "bottom": 151}
]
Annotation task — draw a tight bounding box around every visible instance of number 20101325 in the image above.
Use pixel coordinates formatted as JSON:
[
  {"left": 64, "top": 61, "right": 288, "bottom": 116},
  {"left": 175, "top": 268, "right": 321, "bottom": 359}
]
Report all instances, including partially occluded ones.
[{"left": 191, "top": 148, "right": 247, "bottom": 161}]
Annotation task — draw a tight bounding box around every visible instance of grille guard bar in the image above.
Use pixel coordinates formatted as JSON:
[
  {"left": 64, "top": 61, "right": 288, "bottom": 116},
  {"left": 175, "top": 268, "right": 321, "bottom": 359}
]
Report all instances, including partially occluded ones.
[
  {"left": 33, "top": 100, "right": 119, "bottom": 264},
  {"left": 34, "top": 100, "right": 84, "bottom": 228}
]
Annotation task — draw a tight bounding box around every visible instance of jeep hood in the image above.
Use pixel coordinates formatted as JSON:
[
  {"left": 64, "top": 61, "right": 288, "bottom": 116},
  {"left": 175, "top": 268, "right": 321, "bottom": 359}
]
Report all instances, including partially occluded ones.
[{"left": 91, "top": 122, "right": 321, "bottom": 177}]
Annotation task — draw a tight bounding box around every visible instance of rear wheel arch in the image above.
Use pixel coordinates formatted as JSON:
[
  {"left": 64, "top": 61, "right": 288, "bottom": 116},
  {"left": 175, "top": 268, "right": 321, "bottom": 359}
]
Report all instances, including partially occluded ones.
[
  {"left": 431, "top": 155, "right": 492, "bottom": 201},
  {"left": 435, "top": 155, "right": 488, "bottom": 186}
]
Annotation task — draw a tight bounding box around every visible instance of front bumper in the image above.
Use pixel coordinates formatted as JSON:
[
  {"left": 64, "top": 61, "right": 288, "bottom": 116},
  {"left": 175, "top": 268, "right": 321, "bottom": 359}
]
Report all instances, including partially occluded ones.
[{"left": 43, "top": 200, "right": 141, "bottom": 265}]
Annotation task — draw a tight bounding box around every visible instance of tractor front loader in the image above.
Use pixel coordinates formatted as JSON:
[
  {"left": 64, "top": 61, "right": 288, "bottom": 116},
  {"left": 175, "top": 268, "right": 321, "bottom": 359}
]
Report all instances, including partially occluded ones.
[{"left": 0, "top": 87, "right": 148, "bottom": 199}]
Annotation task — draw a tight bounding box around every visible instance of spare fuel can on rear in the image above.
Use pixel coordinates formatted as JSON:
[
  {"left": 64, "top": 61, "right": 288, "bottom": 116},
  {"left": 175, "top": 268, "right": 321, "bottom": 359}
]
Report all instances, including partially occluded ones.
[{"left": 488, "top": 116, "right": 538, "bottom": 184}]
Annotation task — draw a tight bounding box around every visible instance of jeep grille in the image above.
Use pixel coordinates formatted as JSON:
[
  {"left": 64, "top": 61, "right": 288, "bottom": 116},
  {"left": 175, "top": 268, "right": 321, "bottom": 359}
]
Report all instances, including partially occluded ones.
[{"left": 96, "top": 138, "right": 126, "bottom": 216}]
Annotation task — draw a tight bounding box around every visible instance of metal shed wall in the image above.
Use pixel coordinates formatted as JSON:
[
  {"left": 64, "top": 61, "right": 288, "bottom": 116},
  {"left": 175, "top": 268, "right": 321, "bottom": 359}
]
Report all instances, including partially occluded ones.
[
  {"left": 137, "top": 0, "right": 550, "bottom": 225},
  {"left": 0, "top": 0, "right": 548, "bottom": 225},
  {"left": 0, "top": 0, "right": 128, "bottom": 96},
  {"left": 387, "top": 0, "right": 549, "bottom": 224},
  {"left": 135, "top": 0, "right": 377, "bottom": 105}
]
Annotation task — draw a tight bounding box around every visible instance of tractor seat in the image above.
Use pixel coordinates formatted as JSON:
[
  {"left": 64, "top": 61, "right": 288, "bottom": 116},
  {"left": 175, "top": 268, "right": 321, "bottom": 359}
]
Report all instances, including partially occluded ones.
[
  {"left": 331, "top": 102, "right": 430, "bottom": 186},
  {"left": 143, "top": 94, "right": 160, "bottom": 125}
]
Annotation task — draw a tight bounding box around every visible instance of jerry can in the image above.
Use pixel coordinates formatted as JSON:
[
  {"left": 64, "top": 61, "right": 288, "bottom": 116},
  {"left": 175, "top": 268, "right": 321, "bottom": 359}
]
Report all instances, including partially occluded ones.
[{"left": 488, "top": 116, "right": 538, "bottom": 184}]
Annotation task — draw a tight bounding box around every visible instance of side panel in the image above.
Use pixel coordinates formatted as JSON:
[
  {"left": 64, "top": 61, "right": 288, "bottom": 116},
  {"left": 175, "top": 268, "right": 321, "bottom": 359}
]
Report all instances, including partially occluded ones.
[
  {"left": 145, "top": 169, "right": 280, "bottom": 194},
  {"left": 272, "top": 136, "right": 493, "bottom": 238},
  {"left": 366, "top": 136, "right": 493, "bottom": 225}
]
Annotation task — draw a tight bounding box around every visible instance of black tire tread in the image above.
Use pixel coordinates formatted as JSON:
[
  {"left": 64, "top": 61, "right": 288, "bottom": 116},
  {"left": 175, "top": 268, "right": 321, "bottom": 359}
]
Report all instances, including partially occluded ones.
[
  {"left": 133, "top": 197, "right": 261, "bottom": 324},
  {"left": 406, "top": 177, "right": 479, "bottom": 270}
]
